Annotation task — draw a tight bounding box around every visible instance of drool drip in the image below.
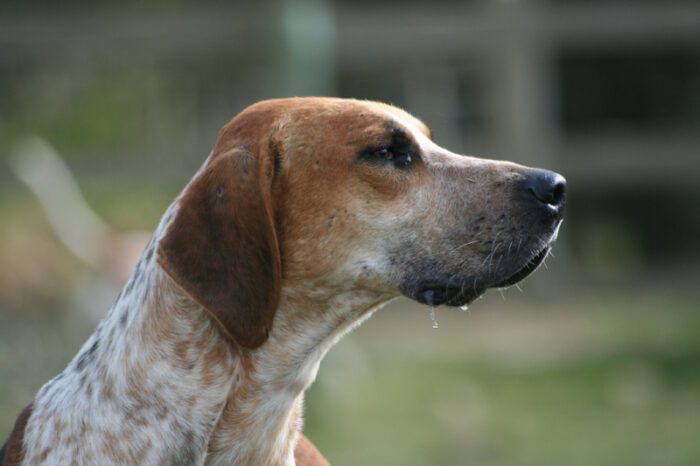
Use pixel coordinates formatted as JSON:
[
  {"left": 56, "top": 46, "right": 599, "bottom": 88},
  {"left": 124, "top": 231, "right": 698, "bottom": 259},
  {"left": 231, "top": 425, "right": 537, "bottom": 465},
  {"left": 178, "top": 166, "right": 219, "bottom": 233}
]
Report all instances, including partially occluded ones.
[
  {"left": 420, "top": 289, "right": 439, "bottom": 329},
  {"left": 429, "top": 306, "right": 439, "bottom": 329}
]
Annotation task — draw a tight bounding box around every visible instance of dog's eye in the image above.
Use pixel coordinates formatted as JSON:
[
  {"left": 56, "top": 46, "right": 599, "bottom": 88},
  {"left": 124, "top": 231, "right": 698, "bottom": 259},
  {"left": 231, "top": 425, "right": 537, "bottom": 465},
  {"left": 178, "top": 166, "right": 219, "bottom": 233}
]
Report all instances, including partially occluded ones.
[
  {"left": 374, "top": 147, "right": 393, "bottom": 160},
  {"left": 370, "top": 146, "right": 413, "bottom": 168}
]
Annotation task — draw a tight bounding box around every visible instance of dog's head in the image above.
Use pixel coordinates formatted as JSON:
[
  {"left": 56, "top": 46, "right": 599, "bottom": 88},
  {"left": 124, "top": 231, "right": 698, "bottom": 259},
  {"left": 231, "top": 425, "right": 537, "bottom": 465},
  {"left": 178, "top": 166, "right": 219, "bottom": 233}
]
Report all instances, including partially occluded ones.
[{"left": 159, "top": 98, "right": 565, "bottom": 348}]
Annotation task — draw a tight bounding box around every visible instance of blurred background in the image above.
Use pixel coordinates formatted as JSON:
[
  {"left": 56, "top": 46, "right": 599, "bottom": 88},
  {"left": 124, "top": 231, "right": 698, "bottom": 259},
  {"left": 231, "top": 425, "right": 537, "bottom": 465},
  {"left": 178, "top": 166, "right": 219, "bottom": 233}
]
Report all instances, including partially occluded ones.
[{"left": 1, "top": 1, "right": 699, "bottom": 464}]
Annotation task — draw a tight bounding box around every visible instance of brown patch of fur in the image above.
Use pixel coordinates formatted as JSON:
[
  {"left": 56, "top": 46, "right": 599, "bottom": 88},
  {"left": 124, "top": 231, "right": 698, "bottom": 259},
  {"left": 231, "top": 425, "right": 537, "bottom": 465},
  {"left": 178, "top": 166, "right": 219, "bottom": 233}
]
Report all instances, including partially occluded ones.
[
  {"left": 201, "top": 342, "right": 227, "bottom": 387},
  {"left": 2, "top": 403, "right": 33, "bottom": 466},
  {"left": 99, "top": 371, "right": 114, "bottom": 401},
  {"left": 173, "top": 340, "right": 193, "bottom": 370},
  {"left": 295, "top": 435, "right": 330, "bottom": 466},
  {"left": 102, "top": 431, "right": 128, "bottom": 464},
  {"left": 36, "top": 446, "right": 51, "bottom": 463},
  {"left": 158, "top": 146, "right": 281, "bottom": 349},
  {"left": 265, "top": 100, "right": 424, "bottom": 286}
]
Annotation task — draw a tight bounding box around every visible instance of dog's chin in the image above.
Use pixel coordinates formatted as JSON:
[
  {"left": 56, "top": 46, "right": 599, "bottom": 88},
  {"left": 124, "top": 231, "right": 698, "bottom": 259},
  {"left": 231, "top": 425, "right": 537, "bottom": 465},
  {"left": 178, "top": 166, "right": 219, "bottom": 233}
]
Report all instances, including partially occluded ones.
[{"left": 404, "top": 246, "right": 551, "bottom": 307}]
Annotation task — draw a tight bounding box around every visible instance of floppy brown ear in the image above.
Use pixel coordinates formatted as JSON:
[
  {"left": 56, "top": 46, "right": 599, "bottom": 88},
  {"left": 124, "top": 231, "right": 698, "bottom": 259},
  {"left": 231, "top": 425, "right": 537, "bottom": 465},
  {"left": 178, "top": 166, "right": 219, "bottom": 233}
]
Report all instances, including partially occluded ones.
[{"left": 158, "top": 147, "right": 281, "bottom": 349}]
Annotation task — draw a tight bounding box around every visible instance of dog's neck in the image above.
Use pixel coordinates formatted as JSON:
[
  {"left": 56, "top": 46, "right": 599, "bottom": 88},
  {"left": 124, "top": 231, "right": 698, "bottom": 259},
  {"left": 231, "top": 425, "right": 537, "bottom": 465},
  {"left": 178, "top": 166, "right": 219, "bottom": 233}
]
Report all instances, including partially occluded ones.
[
  {"left": 29, "top": 243, "right": 387, "bottom": 466},
  {"left": 205, "top": 284, "right": 391, "bottom": 466},
  {"left": 26, "top": 249, "right": 238, "bottom": 465}
]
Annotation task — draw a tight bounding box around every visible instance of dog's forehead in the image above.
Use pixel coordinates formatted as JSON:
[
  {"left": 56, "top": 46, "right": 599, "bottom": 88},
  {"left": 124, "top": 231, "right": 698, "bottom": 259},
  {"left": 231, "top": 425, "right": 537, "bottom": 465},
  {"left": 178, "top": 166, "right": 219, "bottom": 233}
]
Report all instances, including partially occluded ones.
[
  {"left": 216, "top": 97, "right": 434, "bottom": 156},
  {"left": 261, "top": 97, "right": 432, "bottom": 139},
  {"left": 357, "top": 100, "right": 432, "bottom": 140}
]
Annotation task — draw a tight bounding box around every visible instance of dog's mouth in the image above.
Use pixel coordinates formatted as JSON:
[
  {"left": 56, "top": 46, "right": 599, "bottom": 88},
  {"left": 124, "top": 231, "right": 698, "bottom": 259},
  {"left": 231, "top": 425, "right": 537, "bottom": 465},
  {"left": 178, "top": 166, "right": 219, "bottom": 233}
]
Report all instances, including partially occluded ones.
[
  {"left": 491, "top": 246, "right": 549, "bottom": 288},
  {"left": 409, "top": 245, "right": 551, "bottom": 307}
]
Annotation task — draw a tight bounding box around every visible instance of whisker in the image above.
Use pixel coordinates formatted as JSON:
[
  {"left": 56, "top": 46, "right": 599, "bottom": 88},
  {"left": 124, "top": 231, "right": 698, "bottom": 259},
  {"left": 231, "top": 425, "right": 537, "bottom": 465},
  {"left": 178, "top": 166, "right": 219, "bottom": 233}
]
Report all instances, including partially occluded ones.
[{"left": 447, "top": 240, "right": 479, "bottom": 256}]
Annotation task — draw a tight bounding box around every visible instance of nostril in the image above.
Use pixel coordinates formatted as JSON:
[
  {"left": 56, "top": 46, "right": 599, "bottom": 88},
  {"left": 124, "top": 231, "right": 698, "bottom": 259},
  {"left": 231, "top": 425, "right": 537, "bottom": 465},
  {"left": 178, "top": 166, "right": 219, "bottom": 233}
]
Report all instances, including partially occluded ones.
[
  {"left": 527, "top": 170, "right": 567, "bottom": 209},
  {"left": 550, "top": 178, "right": 566, "bottom": 207}
]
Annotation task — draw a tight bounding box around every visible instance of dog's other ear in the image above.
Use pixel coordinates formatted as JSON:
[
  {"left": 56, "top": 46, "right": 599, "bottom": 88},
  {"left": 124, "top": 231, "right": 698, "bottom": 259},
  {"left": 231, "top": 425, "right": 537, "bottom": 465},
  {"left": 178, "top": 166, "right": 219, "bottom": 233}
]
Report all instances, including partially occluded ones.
[{"left": 158, "top": 147, "right": 281, "bottom": 349}]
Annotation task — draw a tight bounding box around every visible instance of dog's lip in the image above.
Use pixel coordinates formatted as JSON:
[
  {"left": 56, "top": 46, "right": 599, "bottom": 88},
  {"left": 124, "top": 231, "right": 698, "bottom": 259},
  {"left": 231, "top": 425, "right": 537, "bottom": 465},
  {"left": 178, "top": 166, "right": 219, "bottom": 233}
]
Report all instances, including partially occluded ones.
[
  {"left": 491, "top": 246, "right": 550, "bottom": 288},
  {"left": 409, "top": 245, "right": 551, "bottom": 307}
]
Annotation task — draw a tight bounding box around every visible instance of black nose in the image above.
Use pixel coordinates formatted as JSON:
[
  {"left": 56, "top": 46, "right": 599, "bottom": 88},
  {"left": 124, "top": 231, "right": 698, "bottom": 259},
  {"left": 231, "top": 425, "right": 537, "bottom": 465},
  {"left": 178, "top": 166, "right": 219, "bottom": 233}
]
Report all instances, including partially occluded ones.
[{"left": 526, "top": 170, "right": 566, "bottom": 213}]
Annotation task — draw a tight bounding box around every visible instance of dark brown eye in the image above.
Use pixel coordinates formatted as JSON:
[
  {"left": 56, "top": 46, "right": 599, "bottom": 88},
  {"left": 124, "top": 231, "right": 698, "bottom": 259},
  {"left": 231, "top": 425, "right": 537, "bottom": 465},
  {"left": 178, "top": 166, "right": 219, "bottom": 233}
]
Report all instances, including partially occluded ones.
[
  {"left": 359, "top": 145, "right": 414, "bottom": 168},
  {"left": 375, "top": 147, "right": 412, "bottom": 167},
  {"left": 375, "top": 147, "right": 393, "bottom": 160}
]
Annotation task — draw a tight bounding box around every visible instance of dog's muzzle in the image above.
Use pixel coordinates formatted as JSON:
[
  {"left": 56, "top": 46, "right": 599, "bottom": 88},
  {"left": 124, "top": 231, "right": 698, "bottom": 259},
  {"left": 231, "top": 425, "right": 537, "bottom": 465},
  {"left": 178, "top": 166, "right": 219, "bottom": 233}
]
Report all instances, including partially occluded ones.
[{"left": 405, "top": 169, "right": 566, "bottom": 307}]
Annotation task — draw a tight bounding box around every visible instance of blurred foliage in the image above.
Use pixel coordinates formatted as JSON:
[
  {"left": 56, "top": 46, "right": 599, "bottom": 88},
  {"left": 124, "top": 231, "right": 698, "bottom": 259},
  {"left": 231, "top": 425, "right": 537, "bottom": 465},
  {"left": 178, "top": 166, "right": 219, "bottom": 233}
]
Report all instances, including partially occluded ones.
[
  {"left": 78, "top": 178, "right": 181, "bottom": 229},
  {"left": 575, "top": 218, "right": 645, "bottom": 280},
  {"left": 0, "top": 70, "right": 158, "bottom": 161},
  {"left": 0, "top": 0, "right": 198, "bottom": 11}
]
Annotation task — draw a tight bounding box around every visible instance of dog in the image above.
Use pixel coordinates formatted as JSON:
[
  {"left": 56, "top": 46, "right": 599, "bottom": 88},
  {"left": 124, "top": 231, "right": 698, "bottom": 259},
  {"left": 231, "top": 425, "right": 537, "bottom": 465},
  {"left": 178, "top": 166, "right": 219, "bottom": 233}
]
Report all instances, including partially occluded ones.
[{"left": 1, "top": 97, "right": 565, "bottom": 465}]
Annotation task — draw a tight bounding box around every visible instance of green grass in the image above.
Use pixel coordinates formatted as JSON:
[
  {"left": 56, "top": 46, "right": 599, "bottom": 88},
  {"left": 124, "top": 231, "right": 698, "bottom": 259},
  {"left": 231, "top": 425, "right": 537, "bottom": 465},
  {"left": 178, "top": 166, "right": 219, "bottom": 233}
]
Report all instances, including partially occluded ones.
[{"left": 303, "top": 295, "right": 700, "bottom": 466}]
